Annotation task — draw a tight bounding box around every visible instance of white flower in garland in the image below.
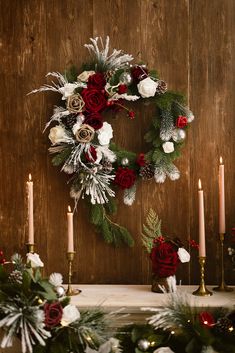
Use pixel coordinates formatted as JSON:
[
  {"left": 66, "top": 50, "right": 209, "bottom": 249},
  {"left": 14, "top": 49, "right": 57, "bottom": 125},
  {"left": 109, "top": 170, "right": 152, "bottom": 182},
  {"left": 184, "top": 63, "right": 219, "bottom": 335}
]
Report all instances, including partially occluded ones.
[
  {"left": 49, "top": 125, "right": 71, "bottom": 145},
  {"left": 137, "top": 77, "right": 158, "bottom": 98},
  {"left": 26, "top": 253, "right": 44, "bottom": 268},
  {"left": 77, "top": 70, "right": 95, "bottom": 82},
  {"left": 49, "top": 272, "right": 63, "bottom": 287},
  {"left": 97, "top": 122, "right": 113, "bottom": 146},
  {"left": 177, "top": 248, "right": 190, "bottom": 263},
  {"left": 61, "top": 304, "right": 80, "bottom": 326},
  {"left": 59, "top": 82, "right": 80, "bottom": 100},
  {"left": 162, "top": 141, "right": 174, "bottom": 154}
]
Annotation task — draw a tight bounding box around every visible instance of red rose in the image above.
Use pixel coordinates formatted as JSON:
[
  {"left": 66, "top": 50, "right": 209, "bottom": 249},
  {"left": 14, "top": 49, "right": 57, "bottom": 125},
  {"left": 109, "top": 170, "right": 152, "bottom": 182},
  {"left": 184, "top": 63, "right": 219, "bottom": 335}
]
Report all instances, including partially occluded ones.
[
  {"left": 136, "top": 153, "right": 146, "bottom": 167},
  {"left": 81, "top": 88, "right": 107, "bottom": 112},
  {"left": 131, "top": 66, "right": 148, "bottom": 82},
  {"left": 118, "top": 84, "right": 128, "bottom": 94},
  {"left": 114, "top": 167, "right": 136, "bottom": 189},
  {"left": 151, "top": 242, "right": 179, "bottom": 278},
  {"left": 88, "top": 73, "right": 106, "bottom": 89},
  {"left": 85, "top": 146, "right": 97, "bottom": 163},
  {"left": 84, "top": 112, "right": 103, "bottom": 130},
  {"left": 44, "top": 302, "right": 63, "bottom": 328},
  {"left": 199, "top": 311, "right": 215, "bottom": 327},
  {"left": 176, "top": 115, "right": 188, "bottom": 128}
]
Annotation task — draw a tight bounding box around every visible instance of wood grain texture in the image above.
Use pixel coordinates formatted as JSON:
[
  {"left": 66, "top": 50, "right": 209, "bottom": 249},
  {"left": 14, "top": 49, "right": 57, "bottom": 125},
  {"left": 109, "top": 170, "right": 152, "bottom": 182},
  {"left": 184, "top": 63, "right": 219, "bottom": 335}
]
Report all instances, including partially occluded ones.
[{"left": 0, "top": 0, "right": 234, "bottom": 285}]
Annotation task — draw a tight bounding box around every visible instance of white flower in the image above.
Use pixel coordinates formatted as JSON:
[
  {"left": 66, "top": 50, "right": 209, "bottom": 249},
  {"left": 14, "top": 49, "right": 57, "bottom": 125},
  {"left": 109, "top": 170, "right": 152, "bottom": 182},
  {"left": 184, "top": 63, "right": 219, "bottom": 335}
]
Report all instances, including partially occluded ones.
[
  {"left": 137, "top": 77, "right": 158, "bottom": 98},
  {"left": 177, "top": 248, "right": 190, "bottom": 263},
  {"left": 99, "top": 338, "right": 121, "bottom": 353},
  {"left": 97, "top": 122, "right": 113, "bottom": 146},
  {"left": 77, "top": 70, "right": 96, "bottom": 82},
  {"left": 27, "top": 253, "right": 44, "bottom": 268},
  {"left": 72, "top": 115, "right": 85, "bottom": 135},
  {"left": 49, "top": 272, "right": 63, "bottom": 287},
  {"left": 162, "top": 141, "right": 174, "bottom": 154},
  {"left": 59, "top": 83, "right": 79, "bottom": 100},
  {"left": 61, "top": 304, "right": 80, "bottom": 326},
  {"left": 49, "top": 125, "right": 70, "bottom": 145},
  {"left": 154, "top": 348, "right": 175, "bottom": 353}
]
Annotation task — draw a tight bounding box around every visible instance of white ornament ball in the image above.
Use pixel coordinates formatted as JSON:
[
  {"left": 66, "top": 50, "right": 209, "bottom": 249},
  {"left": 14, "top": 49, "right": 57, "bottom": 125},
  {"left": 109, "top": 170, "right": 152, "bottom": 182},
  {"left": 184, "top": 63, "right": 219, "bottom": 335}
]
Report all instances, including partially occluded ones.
[
  {"left": 137, "top": 339, "right": 150, "bottom": 352},
  {"left": 121, "top": 157, "right": 129, "bottom": 166},
  {"left": 172, "top": 129, "right": 186, "bottom": 142},
  {"left": 56, "top": 286, "right": 65, "bottom": 298},
  {"left": 119, "top": 72, "right": 133, "bottom": 86}
]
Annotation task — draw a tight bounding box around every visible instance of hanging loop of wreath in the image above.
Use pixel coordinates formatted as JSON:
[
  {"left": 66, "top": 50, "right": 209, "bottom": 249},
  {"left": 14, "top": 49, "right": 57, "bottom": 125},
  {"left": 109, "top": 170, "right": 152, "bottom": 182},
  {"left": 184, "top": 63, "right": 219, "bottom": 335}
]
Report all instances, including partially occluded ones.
[{"left": 29, "top": 36, "right": 194, "bottom": 247}]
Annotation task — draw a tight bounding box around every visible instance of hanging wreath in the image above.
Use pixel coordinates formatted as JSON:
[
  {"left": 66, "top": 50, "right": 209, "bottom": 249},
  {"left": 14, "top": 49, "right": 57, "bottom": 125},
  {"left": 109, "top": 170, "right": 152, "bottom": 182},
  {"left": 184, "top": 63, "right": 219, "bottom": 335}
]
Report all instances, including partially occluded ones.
[{"left": 30, "top": 37, "right": 194, "bottom": 247}]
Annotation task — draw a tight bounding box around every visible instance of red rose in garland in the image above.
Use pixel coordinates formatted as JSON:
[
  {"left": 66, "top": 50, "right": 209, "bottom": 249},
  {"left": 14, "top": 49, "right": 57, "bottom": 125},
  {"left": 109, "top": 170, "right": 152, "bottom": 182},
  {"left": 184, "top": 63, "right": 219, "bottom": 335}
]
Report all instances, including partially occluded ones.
[
  {"left": 199, "top": 311, "right": 215, "bottom": 327},
  {"left": 88, "top": 73, "right": 106, "bottom": 89},
  {"left": 151, "top": 242, "right": 179, "bottom": 278},
  {"left": 176, "top": 115, "right": 188, "bottom": 128},
  {"left": 131, "top": 65, "right": 148, "bottom": 82},
  {"left": 114, "top": 167, "right": 136, "bottom": 189},
  {"left": 85, "top": 112, "right": 103, "bottom": 130},
  {"left": 81, "top": 88, "right": 107, "bottom": 112},
  {"left": 44, "top": 302, "right": 63, "bottom": 328}
]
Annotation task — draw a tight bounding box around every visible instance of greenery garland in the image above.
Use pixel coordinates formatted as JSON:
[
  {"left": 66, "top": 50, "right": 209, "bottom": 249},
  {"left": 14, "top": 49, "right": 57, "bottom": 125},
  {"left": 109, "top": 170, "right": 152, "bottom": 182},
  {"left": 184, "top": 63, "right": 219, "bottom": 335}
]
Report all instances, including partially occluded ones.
[{"left": 30, "top": 37, "right": 194, "bottom": 246}]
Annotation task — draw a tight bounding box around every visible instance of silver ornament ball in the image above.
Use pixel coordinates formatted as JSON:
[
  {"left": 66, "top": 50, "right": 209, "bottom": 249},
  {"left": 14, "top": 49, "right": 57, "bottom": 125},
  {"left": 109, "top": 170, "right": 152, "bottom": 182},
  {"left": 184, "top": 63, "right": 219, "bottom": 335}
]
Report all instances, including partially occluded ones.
[
  {"left": 121, "top": 157, "right": 129, "bottom": 166},
  {"left": 119, "top": 72, "right": 133, "bottom": 86},
  {"left": 137, "top": 339, "right": 150, "bottom": 352},
  {"left": 56, "top": 286, "right": 65, "bottom": 298},
  {"left": 172, "top": 128, "right": 186, "bottom": 142}
]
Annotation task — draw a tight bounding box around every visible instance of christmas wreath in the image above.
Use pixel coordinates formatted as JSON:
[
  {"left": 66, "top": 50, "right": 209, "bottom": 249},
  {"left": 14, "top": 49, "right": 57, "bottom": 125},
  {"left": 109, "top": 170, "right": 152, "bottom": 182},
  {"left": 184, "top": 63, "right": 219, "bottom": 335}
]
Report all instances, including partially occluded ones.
[{"left": 30, "top": 37, "right": 194, "bottom": 246}]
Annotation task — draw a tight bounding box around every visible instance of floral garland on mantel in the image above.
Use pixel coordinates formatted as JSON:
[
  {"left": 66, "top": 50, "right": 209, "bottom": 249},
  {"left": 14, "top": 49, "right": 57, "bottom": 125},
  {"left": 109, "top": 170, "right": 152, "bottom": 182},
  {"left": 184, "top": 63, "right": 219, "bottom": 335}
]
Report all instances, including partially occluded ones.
[{"left": 30, "top": 37, "right": 194, "bottom": 246}]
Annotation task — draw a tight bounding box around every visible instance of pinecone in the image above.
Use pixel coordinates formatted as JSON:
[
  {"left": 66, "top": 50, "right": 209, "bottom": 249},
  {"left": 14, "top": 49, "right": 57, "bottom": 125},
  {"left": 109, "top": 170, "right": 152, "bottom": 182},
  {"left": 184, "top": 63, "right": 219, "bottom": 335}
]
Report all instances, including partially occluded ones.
[
  {"left": 140, "top": 164, "right": 154, "bottom": 180},
  {"left": 105, "top": 69, "right": 115, "bottom": 80},
  {"left": 156, "top": 80, "right": 167, "bottom": 94},
  {"left": 215, "top": 317, "right": 233, "bottom": 333},
  {"left": 8, "top": 270, "right": 23, "bottom": 284},
  {"left": 61, "top": 115, "right": 77, "bottom": 130},
  {"left": 102, "top": 160, "right": 113, "bottom": 174}
]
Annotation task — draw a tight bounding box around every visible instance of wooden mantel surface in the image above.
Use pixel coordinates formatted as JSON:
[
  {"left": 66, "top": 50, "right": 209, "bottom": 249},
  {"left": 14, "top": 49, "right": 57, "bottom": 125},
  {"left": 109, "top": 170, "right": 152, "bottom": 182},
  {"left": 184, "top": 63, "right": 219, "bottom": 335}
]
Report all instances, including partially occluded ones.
[{"left": 69, "top": 285, "right": 235, "bottom": 313}]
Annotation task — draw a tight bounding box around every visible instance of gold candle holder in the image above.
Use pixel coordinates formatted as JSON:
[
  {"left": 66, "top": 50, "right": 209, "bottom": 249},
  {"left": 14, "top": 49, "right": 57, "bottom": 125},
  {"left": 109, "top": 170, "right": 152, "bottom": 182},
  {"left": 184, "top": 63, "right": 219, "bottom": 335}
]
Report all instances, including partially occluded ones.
[
  {"left": 26, "top": 243, "right": 35, "bottom": 253},
  {"left": 66, "top": 252, "right": 81, "bottom": 296},
  {"left": 213, "top": 233, "right": 233, "bottom": 292},
  {"left": 193, "top": 256, "right": 212, "bottom": 296}
]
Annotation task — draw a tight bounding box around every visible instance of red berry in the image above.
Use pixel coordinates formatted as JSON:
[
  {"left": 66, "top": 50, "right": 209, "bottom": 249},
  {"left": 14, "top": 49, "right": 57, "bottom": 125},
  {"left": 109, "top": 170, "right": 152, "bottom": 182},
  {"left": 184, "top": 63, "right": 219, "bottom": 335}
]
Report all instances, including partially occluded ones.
[
  {"left": 128, "top": 111, "right": 135, "bottom": 119},
  {"left": 107, "top": 100, "right": 114, "bottom": 106}
]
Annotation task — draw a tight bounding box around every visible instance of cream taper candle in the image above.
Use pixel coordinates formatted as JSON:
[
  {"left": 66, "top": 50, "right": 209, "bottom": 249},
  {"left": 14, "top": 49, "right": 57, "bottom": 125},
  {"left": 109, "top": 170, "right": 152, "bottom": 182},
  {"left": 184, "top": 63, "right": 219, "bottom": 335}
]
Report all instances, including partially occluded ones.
[
  {"left": 27, "top": 174, "right": 34, "bottom": 244},
  {"left": 219, "top": 157, "right": 225, "bottom": 234},
  {"left": 198, "top": 179, "right": 206, "bottom": 257},
  {"left": 67, "top": 206, "right": 74, "bottom": 252}
]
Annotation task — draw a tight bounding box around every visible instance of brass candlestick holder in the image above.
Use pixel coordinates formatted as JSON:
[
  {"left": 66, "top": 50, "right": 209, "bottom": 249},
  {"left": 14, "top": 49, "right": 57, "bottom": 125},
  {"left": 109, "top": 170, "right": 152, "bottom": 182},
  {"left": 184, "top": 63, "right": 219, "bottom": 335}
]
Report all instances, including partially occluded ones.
[
  {"left": 213, "top": 233, "right": 233, "bottom": 292},
  {"left": 26, "top": 243, "right": 35, "bottom": 253},
  {"left": 193, "top": 256, "right": 212, "bottom": 296},
  {"left": 66, "top": 252, "right": 81, "bottom": 296}
]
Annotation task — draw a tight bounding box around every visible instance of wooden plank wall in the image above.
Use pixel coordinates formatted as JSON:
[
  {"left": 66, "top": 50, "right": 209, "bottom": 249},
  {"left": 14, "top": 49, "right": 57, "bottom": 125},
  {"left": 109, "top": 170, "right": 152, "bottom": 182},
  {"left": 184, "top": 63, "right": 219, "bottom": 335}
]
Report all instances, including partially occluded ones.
[{"left": 0, "top": 0, "right": 234, "bottom": 285}]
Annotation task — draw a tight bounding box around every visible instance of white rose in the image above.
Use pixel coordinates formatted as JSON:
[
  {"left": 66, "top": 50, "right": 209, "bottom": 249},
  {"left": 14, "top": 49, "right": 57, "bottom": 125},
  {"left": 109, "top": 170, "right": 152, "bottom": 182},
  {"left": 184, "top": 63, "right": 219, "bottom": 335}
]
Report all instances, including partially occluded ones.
[
  {"left": 154, "top": 348, "right": 175, "bottom": 353},
  {"left": 137, "top": 77, "right": 158, "bottom": 98},
  {"left": 61, "top": 304, "right": 80, "bottom": 326},
  {"left": 77, "top": 70, "right": 96, "bottom": 82},
  {"left": 49, "top": 125, "right": 69, "bottom": 145},
  {"left": 59, "top": 83, "right": 79, "bottom": 100},
  {"left": 162, "top": 141, "right": 174, "bottom": 153},
  {"left": 178, "top": 248, "right": 190, "bottom": 263},
  {"left": 49, "top": 272, "right": 63, "bottom": 287},
  {"left": 97, "top": 122, "right": 113, "bottom": 146},
  {"left": 27, "top": 253, "right": 44, "bottom": 268}
]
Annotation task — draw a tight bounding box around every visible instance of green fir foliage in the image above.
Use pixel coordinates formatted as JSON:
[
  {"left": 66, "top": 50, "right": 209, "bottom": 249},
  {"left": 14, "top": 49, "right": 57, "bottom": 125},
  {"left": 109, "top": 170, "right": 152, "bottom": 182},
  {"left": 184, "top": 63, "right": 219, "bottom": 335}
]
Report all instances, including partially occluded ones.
[
  {"left": 64, "top": 65, "right": 79, "bottom": 82},
  {"left": 52, "top": 147, "right": 72, "bottom": 166},
  {"left": 142, "top": 208, "right": 161, "bottom": 253}
]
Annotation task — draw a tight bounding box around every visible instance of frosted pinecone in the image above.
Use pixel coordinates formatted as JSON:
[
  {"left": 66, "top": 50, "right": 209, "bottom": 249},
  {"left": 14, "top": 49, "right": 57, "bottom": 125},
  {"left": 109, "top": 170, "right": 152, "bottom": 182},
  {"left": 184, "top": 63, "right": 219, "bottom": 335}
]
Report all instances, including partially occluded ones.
[
  {"left": 140, "top": 164, "right": 154, "bottom": 180},
  {"left": 102, "top": 160, "right": 113, "bottom": 174},
  {"left": 215, "top": 317, "right": 233, "bottom": 333},
  {"left": 61, "top": 115, "right": 77, "bottom": 129},
  {"left": 8, "top": 270, "right": 23, "bottom": 284},
  {"left": 156, "top": 80, "right": 167, "bottom": 94}
]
